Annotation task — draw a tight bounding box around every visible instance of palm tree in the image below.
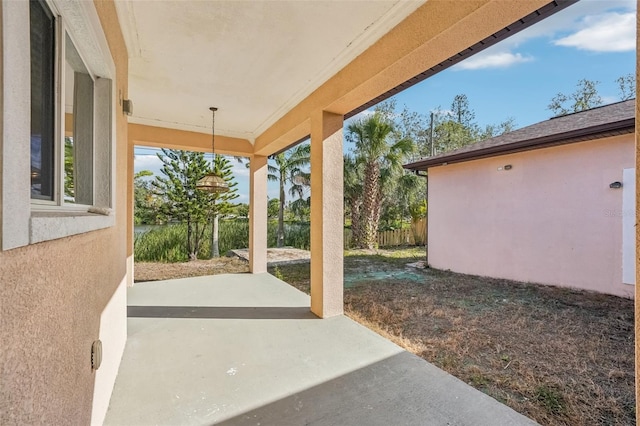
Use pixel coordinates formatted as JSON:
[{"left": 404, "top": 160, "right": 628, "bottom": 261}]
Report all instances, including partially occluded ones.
[
  {"left": 347, "top": 112, "right": 414, "bottom": 249},
  {"left": 343, "top": 154, "right": 363, "bottom": 247},
  {"left": 268, "top": 143, "right": 310, "bottom": 247},
  {"left": 395, "top": 171, "right": 422, "bottom": 230}
]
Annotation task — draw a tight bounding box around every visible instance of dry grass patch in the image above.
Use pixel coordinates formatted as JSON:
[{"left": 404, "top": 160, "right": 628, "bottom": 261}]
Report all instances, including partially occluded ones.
[
  {"left": 276, "top": 248, "right": 635, "bottom": 426},
  {"left": 134, "top": 257, "right": 249, "bottom": 282}
]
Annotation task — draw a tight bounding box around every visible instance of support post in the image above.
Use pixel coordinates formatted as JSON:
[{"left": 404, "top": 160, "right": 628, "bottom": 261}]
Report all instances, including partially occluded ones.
[
  {"left": 310, "top": 110, "right": 343, "bottom": 318},
  {"left": 634, "top": 8, "right": 639, "bottom": 423},
  {"left": 126, "top": 139, "right": 134, "bottom": 287},
  {"left": 249, "top": 155, "right": 268, "bottom": 273}
]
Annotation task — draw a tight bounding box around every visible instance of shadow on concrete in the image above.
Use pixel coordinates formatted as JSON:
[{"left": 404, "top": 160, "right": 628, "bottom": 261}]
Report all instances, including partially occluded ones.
[
  {"left": 214, "top": 351, "right": 536, "bottom": 426},
  {"left": 127, "top": 305, "right": 317, "bottom": 320}
]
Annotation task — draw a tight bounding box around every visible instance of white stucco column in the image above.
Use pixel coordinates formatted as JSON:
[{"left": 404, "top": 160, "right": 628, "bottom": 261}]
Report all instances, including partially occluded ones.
[
  {"left": 310, "top": 110, "right": 344, "bottom": 318},
  {"left": 249, "top": 155, "right": 268, "bottom": 273}
]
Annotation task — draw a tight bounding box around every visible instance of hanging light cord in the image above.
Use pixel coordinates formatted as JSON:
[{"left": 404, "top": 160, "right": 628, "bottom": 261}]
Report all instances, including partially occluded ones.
[{"left": 210, "top": 107, "right": 217, "bottom": 166}]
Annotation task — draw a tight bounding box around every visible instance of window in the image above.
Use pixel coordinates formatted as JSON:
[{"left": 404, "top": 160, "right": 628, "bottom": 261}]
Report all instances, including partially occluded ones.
[
  {"left": 64, "top": 34, "right": 95, "bottom": 205},
  {"left": 1, "top": 0, "right": 115, "bottom": 249},
  {"left": 29, "top": 0, "right": 105, "bottom": 208},
  {"left": 29, "top": 0, "right": 56, "bottom": 201}
]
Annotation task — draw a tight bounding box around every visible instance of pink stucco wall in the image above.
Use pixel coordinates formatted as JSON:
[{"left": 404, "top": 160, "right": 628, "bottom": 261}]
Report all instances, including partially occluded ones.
[{"left": 428, "top": 134, "right": 635, "bottom": 298}]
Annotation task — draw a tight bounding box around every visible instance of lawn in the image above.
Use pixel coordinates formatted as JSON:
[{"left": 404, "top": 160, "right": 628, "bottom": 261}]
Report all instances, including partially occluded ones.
[
  {"left": 134, "top": 247, "right": 635, "bottom": 425},
  {"left": 270, "top": 247, "right": 635, "bottom": 426}
]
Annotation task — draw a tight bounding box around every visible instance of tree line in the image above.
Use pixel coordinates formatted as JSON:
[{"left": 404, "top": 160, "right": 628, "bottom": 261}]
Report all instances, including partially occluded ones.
[
  {"left": 344, "top": 93, "right": 516, "bottom": 249},
  {"left": 548, "top": 74, "right": 634, "bottom": 116},
  {"left": 135, "top": 74, "right": 635, "bottom": 258}
]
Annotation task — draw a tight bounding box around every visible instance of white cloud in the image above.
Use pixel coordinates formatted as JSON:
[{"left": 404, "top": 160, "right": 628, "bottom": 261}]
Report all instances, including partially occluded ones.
[
  {"left": 134, "top": 154, "right": 163, "bottom": 176},
  {"left": 502, "top": 0, "right": 634, "bottom": 46},
  {"left": 453, "top": 0, "right": 635, "bottom": 71},
  {"left": 230, "top": 161, "right": 249, "bottom": 177},
  {"left": 454, "top": 51, "right": 533, "bottom": 70},
  {"left": 553, "top": 12, "right": 635, "bottom": 52}
]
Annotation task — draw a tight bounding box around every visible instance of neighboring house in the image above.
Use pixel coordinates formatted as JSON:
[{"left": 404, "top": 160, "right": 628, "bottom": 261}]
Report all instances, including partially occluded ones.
[{"left": 405, "top": 100, "right": 636, "bottom": 298}]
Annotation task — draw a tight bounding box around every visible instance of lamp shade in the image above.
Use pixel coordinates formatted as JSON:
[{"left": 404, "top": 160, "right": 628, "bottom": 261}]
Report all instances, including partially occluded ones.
[{"left": 196, "top": 172, "right": 229, "bottom": 193}]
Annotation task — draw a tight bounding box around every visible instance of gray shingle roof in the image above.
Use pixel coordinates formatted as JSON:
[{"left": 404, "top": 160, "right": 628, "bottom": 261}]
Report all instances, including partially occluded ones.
[{"left": 404, "top": 99, "right": 635, "bottom": 171}]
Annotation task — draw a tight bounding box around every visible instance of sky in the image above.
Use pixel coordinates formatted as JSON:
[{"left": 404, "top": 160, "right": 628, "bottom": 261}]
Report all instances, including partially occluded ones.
[{"left": 134, "top": 0, "right": 636, "bottom": 204}]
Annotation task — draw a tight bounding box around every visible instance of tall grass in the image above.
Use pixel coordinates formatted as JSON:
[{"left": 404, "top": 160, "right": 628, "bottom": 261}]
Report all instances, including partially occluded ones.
[
  {"left": 134, "top": 220, "right": 310, "bottom": 262},
  {"left": 134, "top": 224, "right": 190, "bottom": 262},
  {"left": 268, "top": 221, "right": 310, "bottom": 250}
]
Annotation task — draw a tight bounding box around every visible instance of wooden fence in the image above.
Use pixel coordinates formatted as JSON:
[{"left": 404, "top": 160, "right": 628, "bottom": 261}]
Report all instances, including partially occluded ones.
[{"left": 344, "top": 218, "right": 427, "bottom": 248}]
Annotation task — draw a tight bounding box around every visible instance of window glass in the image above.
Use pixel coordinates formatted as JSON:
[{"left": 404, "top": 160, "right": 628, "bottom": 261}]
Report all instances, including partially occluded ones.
[
  {"left": 30, "top": 0, "right": 56, "bottom": 201},
  {"left": 64, "top": 34, "right": 94, "bottom": 205}
]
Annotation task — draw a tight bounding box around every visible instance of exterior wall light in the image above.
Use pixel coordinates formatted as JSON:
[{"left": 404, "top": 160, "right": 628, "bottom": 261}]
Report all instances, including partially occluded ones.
[
  {"left": 122, "top": 99, "right": 133, "bottom": 116},
  {"left": 609, "top": 181, "right": 622, "bottom": 189}
]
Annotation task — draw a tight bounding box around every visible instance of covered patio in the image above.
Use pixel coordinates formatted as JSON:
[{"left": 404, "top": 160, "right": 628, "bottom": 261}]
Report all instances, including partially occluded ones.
[
  {"left": 111, "top": 2, "right": 584, "bottom": 424},
  {"left": 2, "top": 0, "right": 639, "bottom": 425},
  {"left": 122, "top": 0, "right": 574, "bottom": 321},
  {"left": 105, "top": 273, "right": 535, "bottom": 425}
]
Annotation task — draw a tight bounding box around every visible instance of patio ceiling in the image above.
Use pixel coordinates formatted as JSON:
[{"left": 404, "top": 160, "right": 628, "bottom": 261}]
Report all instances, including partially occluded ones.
[{"left": 115, "top": 0, "right": 424, "bottom": 143}]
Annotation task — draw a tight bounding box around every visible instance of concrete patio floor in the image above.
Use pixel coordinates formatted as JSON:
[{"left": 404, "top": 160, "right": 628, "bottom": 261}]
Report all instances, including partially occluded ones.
[{"left": 104, "top": 273, "right": 536, "bottom": 426}]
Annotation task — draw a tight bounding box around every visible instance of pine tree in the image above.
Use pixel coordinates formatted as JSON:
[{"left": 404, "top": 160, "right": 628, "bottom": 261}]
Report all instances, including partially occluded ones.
[
  {"left": 152, "top": 149, "right": 211, "bottom": 260},
  {"left": 134, "top": 170, "right": 164, "bottom": 225}
]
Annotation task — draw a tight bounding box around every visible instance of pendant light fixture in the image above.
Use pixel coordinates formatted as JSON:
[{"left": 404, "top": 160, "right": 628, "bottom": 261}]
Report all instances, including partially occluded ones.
[{"left": 196, "top": 107, "right": 229, "bottom": 193}]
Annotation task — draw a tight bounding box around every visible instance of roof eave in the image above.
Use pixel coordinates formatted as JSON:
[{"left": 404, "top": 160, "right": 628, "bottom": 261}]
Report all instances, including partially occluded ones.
[{"left": 403, "top": 118, "right": 635, "bottom": 171}]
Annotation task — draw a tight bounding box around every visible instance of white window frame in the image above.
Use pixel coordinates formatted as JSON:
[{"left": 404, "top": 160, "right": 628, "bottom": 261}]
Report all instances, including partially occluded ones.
[
  {"left": 1, "top": 0, "right": 116, "bottom": 250},
  {"left": 31, "top": 15, "right": 98, "bottom": 211}
]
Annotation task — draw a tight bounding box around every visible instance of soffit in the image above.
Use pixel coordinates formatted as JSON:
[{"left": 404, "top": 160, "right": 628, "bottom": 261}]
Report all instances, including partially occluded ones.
[{"left": 116, "top": 0, "right": 424, "bottom": 143}]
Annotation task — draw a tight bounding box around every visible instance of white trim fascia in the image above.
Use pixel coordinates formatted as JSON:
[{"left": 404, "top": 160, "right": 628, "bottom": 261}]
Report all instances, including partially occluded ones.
[
  {"left": 1, "top": 1, "right": 31, "bottom": 250},
  {"left": 30, "top": 212, "right": 115, "bottom": 244},
  {"left": 128, "top": 115, "right": 255, "bottom": 143},
  {"left": 56, "top": 0, "right": 115, "bottom": 79}
]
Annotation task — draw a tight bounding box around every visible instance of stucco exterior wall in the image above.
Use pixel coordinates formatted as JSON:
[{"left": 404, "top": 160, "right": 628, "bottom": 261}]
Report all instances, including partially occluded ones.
[
  {"left": 427, "top": 134, "right": 635, "bottom": 298},
  {"left": 0, "top": 1, "right": 129, "bottom": 425}
]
